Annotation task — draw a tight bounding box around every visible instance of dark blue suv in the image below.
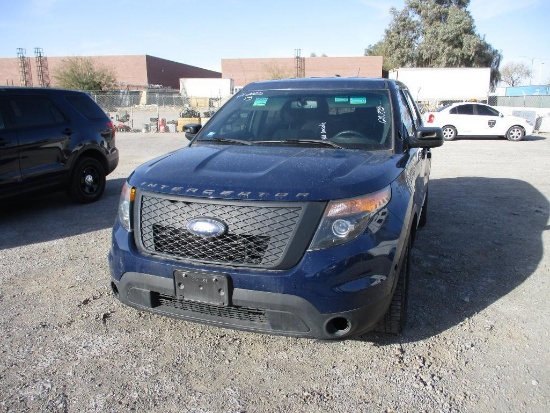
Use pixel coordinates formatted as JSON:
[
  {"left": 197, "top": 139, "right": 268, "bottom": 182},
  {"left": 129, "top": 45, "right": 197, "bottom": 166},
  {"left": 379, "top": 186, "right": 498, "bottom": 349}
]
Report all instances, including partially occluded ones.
[
  {"left": 109, "top": 78, "right": 443, "bottom": 339},
  {"left": 0, "top": 87, "right": 118, "bottom": 203}
]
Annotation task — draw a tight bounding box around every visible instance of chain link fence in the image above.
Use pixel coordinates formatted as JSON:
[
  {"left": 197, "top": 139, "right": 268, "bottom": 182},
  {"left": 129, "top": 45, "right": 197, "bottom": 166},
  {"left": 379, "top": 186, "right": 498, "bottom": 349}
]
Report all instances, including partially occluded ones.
[
  {"left": 87, "top": 90, "right": 215, "bottom": 133},
  {"left": 89, "top": 90, "right": 186, "bottom": 111},
  {"left": 84, "top": 89, "right": 550, "bottom": 133},
  {"left": 488, "top": 95, "right": 550, "bottom": 108}
]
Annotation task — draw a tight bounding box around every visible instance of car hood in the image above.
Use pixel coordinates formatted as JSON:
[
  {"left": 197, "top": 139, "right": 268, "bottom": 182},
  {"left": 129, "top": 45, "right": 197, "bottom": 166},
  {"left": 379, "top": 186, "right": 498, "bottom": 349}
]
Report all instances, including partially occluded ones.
[{"left": 129, "top": 144, "right": 405, "bottom": 201}]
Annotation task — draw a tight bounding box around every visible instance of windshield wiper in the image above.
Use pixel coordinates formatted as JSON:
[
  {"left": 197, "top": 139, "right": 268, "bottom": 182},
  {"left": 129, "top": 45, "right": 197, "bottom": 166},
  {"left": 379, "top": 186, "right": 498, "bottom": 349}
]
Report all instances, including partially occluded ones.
[
  {"left": 281, "top": 139, "right": 344, "bottom": 149},
  {"left": 201, "top": 137, "right": 252, "bottom": 145},
  {"left": 254, "top": 139, "right": 343, "bottom": 149}
]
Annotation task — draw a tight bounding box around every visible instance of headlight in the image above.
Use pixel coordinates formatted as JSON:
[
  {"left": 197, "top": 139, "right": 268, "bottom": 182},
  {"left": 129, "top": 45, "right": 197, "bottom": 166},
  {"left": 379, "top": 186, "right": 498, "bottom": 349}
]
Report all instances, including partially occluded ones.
[
  {"left": 118, "top": 182, "right": 136, "bottom": 231},
  {"left": 309, "top": 186, "right": 391, "bottom": 250}
]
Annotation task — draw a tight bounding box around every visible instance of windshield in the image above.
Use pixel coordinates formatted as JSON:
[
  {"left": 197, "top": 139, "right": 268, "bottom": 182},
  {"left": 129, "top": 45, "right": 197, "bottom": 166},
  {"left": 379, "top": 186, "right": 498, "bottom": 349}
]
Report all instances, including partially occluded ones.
[{"left": 193, "top": 89, "right": 393, "bottom": 150}]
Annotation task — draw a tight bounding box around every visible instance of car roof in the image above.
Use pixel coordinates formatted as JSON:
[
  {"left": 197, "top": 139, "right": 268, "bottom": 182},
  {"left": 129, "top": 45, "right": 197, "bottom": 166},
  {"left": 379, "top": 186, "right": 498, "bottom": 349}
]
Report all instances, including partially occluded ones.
[
  {"left": 0, "top": 86, "right": 88, "bottom": 96},
  {"left": 241, "top": 77, "right": 406, "bottom": 92},
  {"left": 448, "top": 101, "right": 489, "bottom": 107}
]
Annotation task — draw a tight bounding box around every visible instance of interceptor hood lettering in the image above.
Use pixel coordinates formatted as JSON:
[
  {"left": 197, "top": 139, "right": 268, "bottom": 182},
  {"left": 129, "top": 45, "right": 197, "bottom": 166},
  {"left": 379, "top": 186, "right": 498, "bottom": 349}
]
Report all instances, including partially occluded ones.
[{"left": 129, "top": 145, "right": 403, "bottom": 201}]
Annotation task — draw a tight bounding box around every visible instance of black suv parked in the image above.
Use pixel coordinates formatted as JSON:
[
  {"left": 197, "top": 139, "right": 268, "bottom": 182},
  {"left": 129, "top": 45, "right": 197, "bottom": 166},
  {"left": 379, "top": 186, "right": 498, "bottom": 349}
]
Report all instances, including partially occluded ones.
[{"left": 0, "top": 87, "right": 118, "bottom": 203}]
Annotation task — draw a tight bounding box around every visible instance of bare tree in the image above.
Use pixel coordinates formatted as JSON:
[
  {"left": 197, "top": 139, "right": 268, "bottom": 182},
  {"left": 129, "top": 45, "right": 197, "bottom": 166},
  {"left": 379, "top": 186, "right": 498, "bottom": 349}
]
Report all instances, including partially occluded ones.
[
  {"left": 500, "top": 62, "right": 533, "bottom": 86},
  {"left": 263, "top": 62, "right": 292, "bottom": 80}
]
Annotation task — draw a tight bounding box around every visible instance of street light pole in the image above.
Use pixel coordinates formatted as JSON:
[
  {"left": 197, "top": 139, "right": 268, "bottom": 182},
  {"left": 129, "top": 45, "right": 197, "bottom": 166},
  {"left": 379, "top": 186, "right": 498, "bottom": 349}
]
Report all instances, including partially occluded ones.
[{"left": 520, "top": 56, "right": 534, "bottom": 85}]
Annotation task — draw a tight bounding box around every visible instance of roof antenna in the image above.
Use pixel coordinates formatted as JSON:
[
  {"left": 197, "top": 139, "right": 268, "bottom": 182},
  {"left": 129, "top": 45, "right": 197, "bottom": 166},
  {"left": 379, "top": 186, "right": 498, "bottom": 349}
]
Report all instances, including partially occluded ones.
[{"left": 357, "top": 68, "right": 361, "bottom": 77}]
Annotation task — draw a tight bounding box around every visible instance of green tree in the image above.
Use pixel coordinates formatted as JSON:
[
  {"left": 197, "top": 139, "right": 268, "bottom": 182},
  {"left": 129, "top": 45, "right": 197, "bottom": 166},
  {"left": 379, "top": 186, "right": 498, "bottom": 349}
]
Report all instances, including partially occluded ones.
[
  {"left": 365, "top": 0, "right": 502, "bottom": 89},
  {"left": 500, "top": 62, "right": 533, "bottom": 87},
  {"left": 53, "top": 56, "right": 117, "bottom": 90}
]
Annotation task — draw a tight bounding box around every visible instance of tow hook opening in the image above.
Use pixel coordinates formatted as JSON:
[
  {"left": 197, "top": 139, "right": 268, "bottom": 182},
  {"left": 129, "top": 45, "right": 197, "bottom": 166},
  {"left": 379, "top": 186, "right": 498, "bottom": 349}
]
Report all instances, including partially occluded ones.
[
  {"left": 325, "top": 317, "right": 351, "bottom": 337},
  {"left": 110, "top": 282, "right": 120, "bottom": 298}
]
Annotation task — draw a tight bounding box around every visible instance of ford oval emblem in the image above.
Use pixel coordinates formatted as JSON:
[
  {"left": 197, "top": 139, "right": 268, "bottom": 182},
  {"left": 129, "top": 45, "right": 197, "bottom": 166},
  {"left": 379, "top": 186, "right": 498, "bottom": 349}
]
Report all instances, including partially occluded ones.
[{"left": 186, "top": 218, "right": 227, "bottom": 238}]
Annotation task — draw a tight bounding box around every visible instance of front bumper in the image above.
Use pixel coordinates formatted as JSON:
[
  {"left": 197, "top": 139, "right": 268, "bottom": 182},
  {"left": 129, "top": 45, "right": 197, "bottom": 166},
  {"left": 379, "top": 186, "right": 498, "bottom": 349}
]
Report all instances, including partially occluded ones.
[
  {"left": 110, "top": 271, "right": 393, "bottom": 339},
  {"left": 109, "top": 208, "right": 406, "bottom": 339}
]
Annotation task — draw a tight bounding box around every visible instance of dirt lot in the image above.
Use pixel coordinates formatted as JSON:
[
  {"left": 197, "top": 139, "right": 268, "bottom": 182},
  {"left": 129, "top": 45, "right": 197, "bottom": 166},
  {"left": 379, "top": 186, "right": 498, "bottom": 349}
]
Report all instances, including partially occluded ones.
[{"left": 1, "top": 131, "right": 549, "bottom": 412}]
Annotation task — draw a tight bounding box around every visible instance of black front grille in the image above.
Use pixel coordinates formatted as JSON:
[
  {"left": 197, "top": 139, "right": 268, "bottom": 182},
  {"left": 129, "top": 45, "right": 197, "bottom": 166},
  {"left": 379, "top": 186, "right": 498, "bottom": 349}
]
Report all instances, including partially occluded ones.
[
  {"left": 152, "top": 224, "right": 269, "bottom": 264},
  {"left": 158, "top": 294, "right": 268, "bottom": 323},
  {"left": 139, "top": 194, "right": 304, "bottom": 267}
]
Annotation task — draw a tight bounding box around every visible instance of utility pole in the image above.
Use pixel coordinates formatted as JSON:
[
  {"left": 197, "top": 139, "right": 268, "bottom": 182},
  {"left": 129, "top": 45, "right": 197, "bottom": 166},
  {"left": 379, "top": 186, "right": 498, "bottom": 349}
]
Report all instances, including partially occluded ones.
[{"left": 520, "top": 56, "right": 534, "bottom": 85}]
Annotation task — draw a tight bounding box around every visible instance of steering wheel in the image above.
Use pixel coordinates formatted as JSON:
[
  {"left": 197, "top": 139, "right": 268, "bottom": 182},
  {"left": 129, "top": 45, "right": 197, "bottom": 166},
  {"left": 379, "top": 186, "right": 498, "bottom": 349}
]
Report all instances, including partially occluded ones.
[
  {"left": 332, "top": 130, "right": 368, "bottom": 140},
  {"left": 330, "top": 129, "right": 382, "bottom": 146}
]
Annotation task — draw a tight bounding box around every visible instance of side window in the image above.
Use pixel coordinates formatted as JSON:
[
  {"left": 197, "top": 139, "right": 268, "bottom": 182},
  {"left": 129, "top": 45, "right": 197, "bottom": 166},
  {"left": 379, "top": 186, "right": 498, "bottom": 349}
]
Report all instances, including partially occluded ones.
[
  {"left": 456, "top": 104, "right": 474, "bottom": 115},
  {"left": 397, "top": 90, "right": 415, "bottom": 137},
  {"left": 66, "top": 94, "right": 107, "bottom": 119},
  {"left": 0, "top": 97, "right": 15, "bottom": 130},
  {"left": 0, "top": 99, "right": 6, "bottom": 130},
  {"left": 475, "top": 105, "right": 499, "bottom": 116},
  {"left": 10, "top": 96, "right": 66, "bottom": 128},
  {"left": 402, "top": 90, "right": 422, "bottom": 128}
]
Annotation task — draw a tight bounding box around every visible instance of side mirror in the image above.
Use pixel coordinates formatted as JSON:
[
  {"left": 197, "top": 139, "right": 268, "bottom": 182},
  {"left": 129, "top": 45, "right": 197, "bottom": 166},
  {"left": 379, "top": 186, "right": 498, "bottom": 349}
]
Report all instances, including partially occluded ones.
[
  {"left": 183, "top": 123, "right": 202, "bottom": 140},
  {"left": 408, "top": 126, "right": 444, "bottom": 148}
]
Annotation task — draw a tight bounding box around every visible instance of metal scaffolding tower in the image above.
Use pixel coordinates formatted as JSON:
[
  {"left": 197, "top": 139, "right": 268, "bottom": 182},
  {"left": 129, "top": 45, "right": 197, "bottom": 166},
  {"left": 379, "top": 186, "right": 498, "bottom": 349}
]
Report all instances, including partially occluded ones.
[
  {"left": 34, "top": 47, "right": 50, "bottom": 87},
  {"left": 295, "top": 49, "right": 305, "bottom": 78},
  {"left": 17, "top": 48, "right": 33, "bottom": 87}
]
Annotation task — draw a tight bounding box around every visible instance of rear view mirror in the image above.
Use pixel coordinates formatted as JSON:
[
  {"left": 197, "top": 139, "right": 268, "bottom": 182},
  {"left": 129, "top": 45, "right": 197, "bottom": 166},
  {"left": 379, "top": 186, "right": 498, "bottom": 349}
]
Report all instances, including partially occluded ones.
[
  {"left": 183, "top": 123, "right": 202, "bottom": 140},
  {"left": 408, "top": 127, "right": 444, "bottom": 148}
]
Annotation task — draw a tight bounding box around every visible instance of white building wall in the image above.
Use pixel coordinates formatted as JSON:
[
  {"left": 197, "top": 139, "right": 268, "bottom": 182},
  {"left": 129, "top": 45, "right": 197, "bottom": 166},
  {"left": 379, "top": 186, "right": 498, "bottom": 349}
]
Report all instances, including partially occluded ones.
[
  {"left": 180, "top": 78, "right": 234, "bottom": 98},
  {"left": 389, "top": 68, "right": 491, "bottom": 102}
]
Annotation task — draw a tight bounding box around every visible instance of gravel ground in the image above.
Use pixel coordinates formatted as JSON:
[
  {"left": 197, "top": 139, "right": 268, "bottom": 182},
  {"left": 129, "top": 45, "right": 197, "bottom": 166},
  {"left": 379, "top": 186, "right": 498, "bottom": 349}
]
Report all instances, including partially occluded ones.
[{"left": 1, "top": 131, "right": 549, "bottom": 412}]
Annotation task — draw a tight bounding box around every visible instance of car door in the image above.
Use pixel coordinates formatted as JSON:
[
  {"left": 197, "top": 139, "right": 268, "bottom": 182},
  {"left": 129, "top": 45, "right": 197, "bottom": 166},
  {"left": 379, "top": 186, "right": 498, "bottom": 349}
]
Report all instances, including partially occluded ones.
[
  {"left": 397, "top": 89, "right": 428, "bottom": 212},
  {"left": 9, "top": 95, "right": 71, "bottom": 191},
  {"left": 450, "top": 104, "right": 478, "bottom": 135},
  {"left": 0, "top": 97, "right": 21, "bottom": 198},
  {"left": 401, "top": 89, "right": 430, "bottom": 187},
  {"left": 473, "top": 104, "right": 506, "bottom": 136}
]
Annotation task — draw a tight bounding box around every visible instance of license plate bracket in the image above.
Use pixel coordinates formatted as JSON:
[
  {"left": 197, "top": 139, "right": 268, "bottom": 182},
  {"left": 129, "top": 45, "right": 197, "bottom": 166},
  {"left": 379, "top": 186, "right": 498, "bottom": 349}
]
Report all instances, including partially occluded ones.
[{"left": 173, "top": 270, "right": 230, "bottom": 306}]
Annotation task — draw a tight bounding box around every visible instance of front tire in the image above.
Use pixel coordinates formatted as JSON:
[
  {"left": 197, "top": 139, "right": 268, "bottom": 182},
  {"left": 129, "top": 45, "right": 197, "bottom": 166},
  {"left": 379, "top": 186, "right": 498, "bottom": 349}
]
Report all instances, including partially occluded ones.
[
  {"left": 442, "top": 125, "right": 457, "bottom": 141},
  {"left": 68, "top": 157, "right": 106, "bottom": 203},
  {"left": 506, "top": 125, "right": 525, "bottom": 141},
  {"left": 374, "top": 238, "right": 411, "bottom": 334}
]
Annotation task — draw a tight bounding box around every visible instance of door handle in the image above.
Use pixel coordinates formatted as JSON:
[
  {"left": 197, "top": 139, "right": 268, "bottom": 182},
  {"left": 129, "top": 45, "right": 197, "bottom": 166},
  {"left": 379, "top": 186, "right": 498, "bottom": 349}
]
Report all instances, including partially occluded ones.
[{"left": 62, "top": 128, "right": 73, "bottom": 135}]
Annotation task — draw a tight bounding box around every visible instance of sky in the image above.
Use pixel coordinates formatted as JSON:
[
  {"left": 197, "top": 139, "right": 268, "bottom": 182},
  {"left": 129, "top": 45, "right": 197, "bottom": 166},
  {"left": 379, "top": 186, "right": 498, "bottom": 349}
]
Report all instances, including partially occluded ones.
[{"left": 1, "top": 0, "right": 549, "bottom": 84}]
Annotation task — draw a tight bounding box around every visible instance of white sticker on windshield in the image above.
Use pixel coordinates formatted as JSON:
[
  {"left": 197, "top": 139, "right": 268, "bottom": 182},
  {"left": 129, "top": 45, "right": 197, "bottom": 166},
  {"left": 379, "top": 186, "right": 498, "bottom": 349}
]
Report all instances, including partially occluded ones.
[
  {"left": 320, "top": 122, "right": 327, "bottom": 140},
  {"left": 377, "top": 105, "right": 387, "bottom": 124}
]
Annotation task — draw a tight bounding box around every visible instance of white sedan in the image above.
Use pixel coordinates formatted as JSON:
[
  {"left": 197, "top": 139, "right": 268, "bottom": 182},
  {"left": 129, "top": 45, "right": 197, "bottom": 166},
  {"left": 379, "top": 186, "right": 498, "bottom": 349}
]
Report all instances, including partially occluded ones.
[{"left": 424, "top": 102, "right": 534, "bottom": 141}]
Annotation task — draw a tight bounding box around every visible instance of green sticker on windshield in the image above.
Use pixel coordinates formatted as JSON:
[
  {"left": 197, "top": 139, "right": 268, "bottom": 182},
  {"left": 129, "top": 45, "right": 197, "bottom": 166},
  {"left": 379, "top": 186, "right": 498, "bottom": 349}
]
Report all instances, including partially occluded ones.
[
  {"left": 350, "top": 97, "right": 367, "bottom": 105},
  {"left": 253, "top": 97, "right": 269, "bottom": 107},
  {"left": 335, "top": 97, "right": 349, "bottom": 103}
]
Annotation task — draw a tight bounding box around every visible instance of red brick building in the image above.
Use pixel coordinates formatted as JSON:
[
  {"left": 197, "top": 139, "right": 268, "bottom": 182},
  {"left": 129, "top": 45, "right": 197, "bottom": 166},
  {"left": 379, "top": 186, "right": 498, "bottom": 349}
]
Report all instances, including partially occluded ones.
[
  {"left": 0, "top": 54, "right": 220, "bottom": 89},
  {"left": 1, "top": 54, "right": 384, "bottom": 92},
  {"left": 222, "top": 56, "right": 384, "bottom": 89}
]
